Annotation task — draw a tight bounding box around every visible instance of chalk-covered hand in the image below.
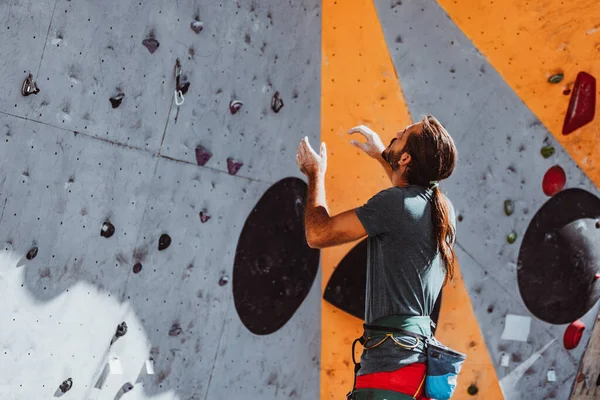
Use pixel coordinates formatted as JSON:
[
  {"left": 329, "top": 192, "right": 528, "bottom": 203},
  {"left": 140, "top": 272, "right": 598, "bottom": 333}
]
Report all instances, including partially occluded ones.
[
  {"left": 347, "top": 125, "right": 386, "bottom": 160},
  {"left": 296, "top": 137, "right": 327, "bottom": 177}
]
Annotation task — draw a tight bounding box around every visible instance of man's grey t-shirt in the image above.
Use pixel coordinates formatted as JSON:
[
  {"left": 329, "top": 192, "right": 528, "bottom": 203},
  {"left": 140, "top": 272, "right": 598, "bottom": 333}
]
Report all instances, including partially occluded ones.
[{"left": 355, "top": 185, "right": 455, "bottom": 324}]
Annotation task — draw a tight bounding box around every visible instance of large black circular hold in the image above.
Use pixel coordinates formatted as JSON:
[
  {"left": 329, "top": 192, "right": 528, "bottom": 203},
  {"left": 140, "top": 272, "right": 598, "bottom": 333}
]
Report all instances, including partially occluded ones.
[
  {"left": 133, "top": 262, "right": 142, "bottom": 274},
  {"left": 115, "top": 322, "right": 128, "bottom": 338},
  {"left": 59, "top": 378, "right": 73, "bottom": 393},
  {"left": 158, "top": 234, "right": 171, "bottom": 251},
  {"left": 517, "top": 188, "right": 600, "bottom": 324},
  {"left": 101, "top": 221, "right": 115, "bottom": 238},
  {"left": 233, "top": 177, "right": 319, "bottom": 335},
  {"left": 26, "top": 247, "right": 38, "bottom": 260}
]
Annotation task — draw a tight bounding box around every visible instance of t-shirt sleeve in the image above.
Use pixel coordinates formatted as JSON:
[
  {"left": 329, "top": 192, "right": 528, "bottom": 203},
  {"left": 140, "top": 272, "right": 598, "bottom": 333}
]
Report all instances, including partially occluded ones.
[{"left": 355, "top": 188, "right": 403, "bottom": 237}]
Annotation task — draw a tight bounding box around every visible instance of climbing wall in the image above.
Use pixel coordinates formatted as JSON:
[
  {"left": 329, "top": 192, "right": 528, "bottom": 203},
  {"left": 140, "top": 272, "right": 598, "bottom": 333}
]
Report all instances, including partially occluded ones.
[{"left": 0, "top": 1, "right": 321, "bottom": 399}]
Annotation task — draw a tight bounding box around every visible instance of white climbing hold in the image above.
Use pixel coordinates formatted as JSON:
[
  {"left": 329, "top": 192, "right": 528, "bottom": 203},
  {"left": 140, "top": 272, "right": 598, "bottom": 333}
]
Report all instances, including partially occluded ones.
[
  {"left": 547, "top": 369, "right": 556, "bottom": 382},
  {"left": 145, "top": 359, "right": 155, "bottom": 375},
  {"left": 109, "top": 358, "right": 123, "bottom": 375},
  {"left": 500, "top": 354, "right": 509, "bottom": 367}
]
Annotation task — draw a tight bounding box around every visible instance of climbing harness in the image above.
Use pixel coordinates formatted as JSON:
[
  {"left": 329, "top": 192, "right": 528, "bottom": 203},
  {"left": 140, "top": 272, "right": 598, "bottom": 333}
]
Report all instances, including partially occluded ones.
[{"left": 347, "top": 317, "right": 466, "bottom": 400}]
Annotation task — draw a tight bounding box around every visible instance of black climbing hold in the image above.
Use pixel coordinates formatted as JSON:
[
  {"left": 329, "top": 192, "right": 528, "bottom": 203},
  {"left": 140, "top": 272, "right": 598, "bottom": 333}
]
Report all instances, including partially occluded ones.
[
  {"left": 563, "top": 89, "right": 572, "bottom": 96},
  {"left": 596, "top": 372, "right": 600, "bottom": 387},
  {"left": 218, "top": 275, "right": 229, "bottom": 286},
  {"left": 179, "top": 81, "right": 190, "bottom": 95},
  {"left": 191, "top": 20, "right": 204, "bottom": 34},
  {"left": 109, "top": 93, "right": 124, "bottom": 108},
  {"left": 596, "top": 220, "right": 600, "bottom": 229},
  {"left": 467, "top": 384, "right": 479, "bottom": 395},
  {"left": 227, "top": 158, "right": 243, "bottom": 175},
  {"left": 540, "top": 145, "right": 556, "bottom": 159},
  {"left": 548, "top": 73, "right": 564, "bottom": 84},
  {"left": 133, "top": 263, "right": 142, "bottom": 274},
  {"left": 504, "top": 200, "right": 514, "bottom": 216},
  {"left": 158, "top": 234, "right": 171, "bottom": 251},
  {"left": 101, "top": 221, "right": 115, "bottom": 238},
  {"left": 59, "top": 378, "right": 73, "bottom": 393},
  {"left": 122, "top": 382, "right": 134, "bottom": 393},
  {"left": 518, "top": 188, "right": 600, "bottom": 324},
  {"left": 142, "top": 37, "right": 160, "bottom": 54},
  {"left": 115, "top": 322, "right": 128, "bottom": 338},
  {"left": 229, "top": 100, "right": 243, "bottom": 115},
  {"left": 26, "top": 247, "right": 38, "bottom": 260},
  {"left": 195, "top": 146, "right": 212, "bottom": 166},
  {"left": 233, "top": 178, "right": 320, "bottom": 335},
  {"left": 199, "top": 210, "right": 211, "bottom": 223},
  {"left": 21, "top": 73, "right": 40, "bottom": 96},
  {"left": 168, "top": 323, "right": 182, "bottom": 336},
  {"left": 271, "top": 91, "right": 284, "bottom": 113}
]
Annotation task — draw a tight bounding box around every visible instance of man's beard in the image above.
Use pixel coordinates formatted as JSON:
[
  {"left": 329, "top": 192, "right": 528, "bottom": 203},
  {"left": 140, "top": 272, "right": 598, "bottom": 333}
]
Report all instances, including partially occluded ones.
[{"left": 382, "top": 148, "right": 402, "bottom": 171}]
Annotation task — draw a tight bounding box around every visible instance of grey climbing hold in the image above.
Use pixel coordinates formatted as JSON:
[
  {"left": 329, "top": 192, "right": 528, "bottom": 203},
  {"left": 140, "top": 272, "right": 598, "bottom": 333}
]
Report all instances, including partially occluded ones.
[
  {"left": 271, "top": 91, "right": 284, "bottom": 113},
  {"left": 169, "top": 323, "right": 182, "bottom": 336},
  {"left": 195, "top": 146, "right": 212, "bottom": 166},
  {"left": 541, "top": 145, "right": 556, "bottom": 159},
  {"left": 133, "top": 262, "right": 142, "bottom": 274},
  {"left": 504, "top": 200, "right": 514, "bottom": 216},
  {"left": 109, "top": 93, "right": 124, "bottom": 109},
  {"left": 101, "top": 221, "right": 115, "bottom": 238},
  {"left": 21, "top": 73, "right": 40, "bottom": 96},
  {"left": 199, "top": 210, "right": 211, "bottom": 223},
  {"left": 122, "top": 382, "right": 134, "bottom": 393},
  {"left": 158, "top": 234, "right": 171, "bottom": 251},
  {"left": 227, "top": 158, "right": 243, "bottom": 175},
  {"left": 142, "top": 37, "right": 160, "bottom": 54},
  {"left": 219, "top": 275, "right": 230, "bottom": 286},
  {"left": 191, "top": 20, "right": 204, "bottom": 34},
  {"left": 26, "top": 247, "right": 38, "bottom": 260},
  {"left": 507, "top": 231, "right": 517, "bottom": 244},
  {"left": 59, "top": 378, "right": 73, "bottom": 393},
  {"left": 229, "top": 100, "right": 243, "bottom": 115},
  {"left": 115, "top": 322, "right": 128, "bottom": 338},
  {"left": 548, "top": 73, "right": 564, "bottom": 84}
]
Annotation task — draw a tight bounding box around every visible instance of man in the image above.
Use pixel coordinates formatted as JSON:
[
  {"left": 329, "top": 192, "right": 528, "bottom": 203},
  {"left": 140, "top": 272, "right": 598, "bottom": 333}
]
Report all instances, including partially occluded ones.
[{"left": 296, "top": 115, "right": 458, "bottom": 400}]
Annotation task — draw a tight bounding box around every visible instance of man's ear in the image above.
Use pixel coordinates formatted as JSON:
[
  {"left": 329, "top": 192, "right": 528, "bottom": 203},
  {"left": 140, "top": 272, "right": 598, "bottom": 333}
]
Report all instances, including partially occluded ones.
[{"left": 399, "top": 152, "right": 411, "bottom": 166}]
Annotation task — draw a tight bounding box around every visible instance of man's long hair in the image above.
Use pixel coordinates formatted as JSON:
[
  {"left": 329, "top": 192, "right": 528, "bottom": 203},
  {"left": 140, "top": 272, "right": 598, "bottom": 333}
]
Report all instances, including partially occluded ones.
[{"left": 401, "top": 115, "right": 458, "bottom": 285}]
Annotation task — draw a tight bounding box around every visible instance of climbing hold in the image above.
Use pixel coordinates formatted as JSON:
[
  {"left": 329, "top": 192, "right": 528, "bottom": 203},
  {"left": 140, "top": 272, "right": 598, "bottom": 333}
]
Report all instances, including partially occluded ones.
[
  {"left": 191, "top": 19, "right": 204, "bottom": 34},
  {"left": 507, "top": 231, "right": 517, "bottom": 244},
  {"left": 596, "top": 220, "right": 600, "bottom": 229},
  {"left": 271, "top": 91, "right": 284, "bottom": 113},
  {"left": 26, "top": 247, "right": 38, "bottom": 260},
  {"left": 115, "top": 322, "right": 128, "bottom": 338},
  {"left": 596, "top": 372, "right": 600, "bottom": 387},
  {"left": 122, "top": 382, "right": 134, "bottom": 393},
  {"left": 142, "top": 37, "right": 160, "bottom": 54},
  {"left": 548, "top": 73, "right": 564, "bottom": 84},
  {"left": 179, "top": 81, "right": 190, "bottom": 95},
  {"left": 158, "top": 234, "right": 171, "bottom": 251},
  {"left": 542, "top": 165, "right": 566, "bottom": 196},
  {"left": 21, "top": 73, "right": 40, "bottom": 96},
  {"left": 168, "top": 323, "right": 182, "bottom": 336},
  {"left": 227, "top": 158, "right": 243, "bottom": 175},
  {"left": 133, "top": 263, "right": 142, "bottom": 274},
  {"left": 564, "top": 320, "right": 585, "bottom": 349},
  {"left": 199, "top": 210, "right": 211, "bottom": 223},
  {"left": 504, "top": 200, "right": 514, "bottom": 216},
  {"left": 467, "top": 384, "right": 478, "bottom": 395},
  {"left": 595, "top": 273, "right": 600, "bottom": 280},
  {"left": 109, "top": 93, "right": 124, "bottom": 109},
  {"left": 229, "top": 100, "right": 243, "bottom": 115},
  {"left": 195, "top": 146, "right": 212, "bottom": 166},
  {"left": 563, "top": 89, "right": 571, "bottom": 96},
  {"left": 562, "top": 71, "right": 596, "bottom": 135},
  {"left": 59, "top": 378, "right": 73, "bottom": 393},
  {"left": 101, "top": 221, "right": 115, "bottom": 238},
  {"left": 219, "top": 275, "right": 229, "bottom": 286},
  {"left": 540, "top": 145, "right": 555, "bottom": 159}
]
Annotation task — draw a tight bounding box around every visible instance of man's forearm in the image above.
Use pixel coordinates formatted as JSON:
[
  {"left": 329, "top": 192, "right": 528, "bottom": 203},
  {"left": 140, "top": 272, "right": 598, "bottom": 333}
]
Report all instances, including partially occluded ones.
[{"left": 304, "top": 172, "right": 330, "bottom": 243}]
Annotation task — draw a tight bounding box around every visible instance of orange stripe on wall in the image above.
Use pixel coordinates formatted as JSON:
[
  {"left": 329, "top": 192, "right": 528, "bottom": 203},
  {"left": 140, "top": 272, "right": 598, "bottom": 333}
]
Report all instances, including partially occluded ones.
[{"left": 321, "top": 0, "right": 503, "bottom": 398}]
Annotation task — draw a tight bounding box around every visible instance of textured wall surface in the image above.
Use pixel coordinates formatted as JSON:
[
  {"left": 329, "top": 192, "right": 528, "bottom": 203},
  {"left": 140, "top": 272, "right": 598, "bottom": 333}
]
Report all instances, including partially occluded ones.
[{"left": 0, "top": 1, "right": 321, "bottom": 399}]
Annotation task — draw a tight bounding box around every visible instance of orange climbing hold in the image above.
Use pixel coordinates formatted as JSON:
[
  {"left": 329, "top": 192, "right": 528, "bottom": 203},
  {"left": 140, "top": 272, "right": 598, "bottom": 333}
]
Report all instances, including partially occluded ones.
[
  {"left": 564, "top": 320, "right": 585, "bottom": 350},
  {"left": 562, "top": 72, "right": 596, "bottom": 135}
]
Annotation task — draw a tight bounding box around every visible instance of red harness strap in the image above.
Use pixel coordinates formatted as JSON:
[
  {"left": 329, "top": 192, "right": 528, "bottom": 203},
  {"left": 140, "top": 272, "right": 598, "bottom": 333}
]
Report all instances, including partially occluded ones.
[{"left": 355, "top": 362, "right": 430, "bottom": 400}]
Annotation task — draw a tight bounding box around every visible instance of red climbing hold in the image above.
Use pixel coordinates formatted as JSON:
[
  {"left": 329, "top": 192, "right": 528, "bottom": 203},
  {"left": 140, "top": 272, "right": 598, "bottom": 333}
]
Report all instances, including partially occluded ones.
[
  {"left": 195, "top": 146, "right": 212, "bottom": 166},
  {"left": 564, "top": 320, "right": 585, "bottom": 350},
  {"left": 542, "top": 165, "right": 566, "bottom": 196},
  {"left": 562, "top": 72, "right": 596, "bottom": 135},
  {"left": 227, "top": 158, "right": 243, "bottom": 175}
]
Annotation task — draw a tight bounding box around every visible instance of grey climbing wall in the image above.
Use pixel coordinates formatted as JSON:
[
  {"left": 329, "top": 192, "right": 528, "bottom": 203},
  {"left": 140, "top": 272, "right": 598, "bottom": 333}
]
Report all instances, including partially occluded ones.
[
  {"left": 374, "top": 1, "right": 600, "bottom": 399},
  {"left": 0, "top": 1, "right": 321, "bottom": 399}
]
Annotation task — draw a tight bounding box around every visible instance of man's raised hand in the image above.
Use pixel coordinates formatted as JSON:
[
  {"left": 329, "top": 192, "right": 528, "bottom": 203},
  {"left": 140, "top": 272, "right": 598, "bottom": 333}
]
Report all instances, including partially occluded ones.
[{"left": 347, "top": 125, "right": 386, "bottom": 160}]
